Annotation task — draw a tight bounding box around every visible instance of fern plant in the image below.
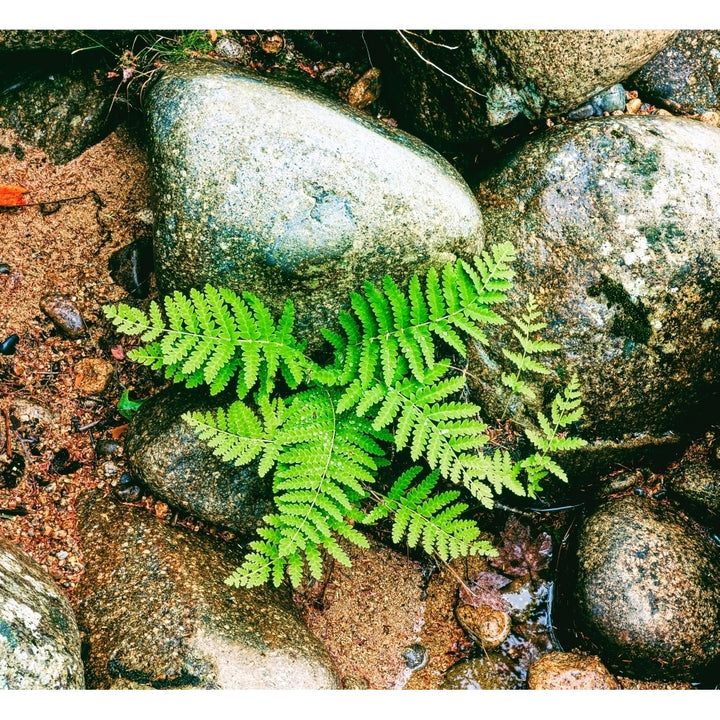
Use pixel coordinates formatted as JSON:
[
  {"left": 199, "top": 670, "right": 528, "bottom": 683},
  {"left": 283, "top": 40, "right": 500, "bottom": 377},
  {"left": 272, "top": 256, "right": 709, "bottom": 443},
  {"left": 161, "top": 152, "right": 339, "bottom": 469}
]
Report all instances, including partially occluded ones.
[{"left": 104, "top": 241, "right": 586, "bottom": 588}]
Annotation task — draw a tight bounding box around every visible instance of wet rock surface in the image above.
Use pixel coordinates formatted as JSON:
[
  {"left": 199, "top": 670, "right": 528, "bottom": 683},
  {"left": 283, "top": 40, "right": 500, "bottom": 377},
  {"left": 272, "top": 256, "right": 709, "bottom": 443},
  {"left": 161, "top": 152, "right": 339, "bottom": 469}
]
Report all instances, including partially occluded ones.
[
  {"left": 572, "top": 494, "right": 720, "bottom": 681},
  {"left": 124, "top": 384, "right": 274, "bottom": 536},
  {"left": 0, "top": 54, "right": 118, "bottom": 165},
  {"left": 527, "top": 651, "right": 619, "bottom": 689},
  {"left": 473, "top": 115, "right": 720, "bottom": 447},
  {"left": 145, "top": 59, "right": 484, "bottom": 346},
  {"left": 0, "top": 535, "right": 84, "bottom": 689},
  {"left": 39, "top": 294, "right": 86, "bottom": 338},
  {"left": 631, "top": 31, "right": 720, "bottom": 115},
  {"left": 74, "top": 490, "right": 341, "bottom": 689}
]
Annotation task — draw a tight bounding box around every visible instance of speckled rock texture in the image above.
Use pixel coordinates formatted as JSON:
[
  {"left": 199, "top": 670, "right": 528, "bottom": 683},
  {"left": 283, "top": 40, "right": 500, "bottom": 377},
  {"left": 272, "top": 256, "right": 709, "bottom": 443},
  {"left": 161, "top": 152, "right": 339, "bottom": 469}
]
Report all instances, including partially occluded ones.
[
  {"left": 74, "top": 490, "right": 341, "bottom": 689},
  {"left": 573, "top": 494, "right": 720, "bottom": 681},
  {"left": 630, "top": 31, "right": 720, "bottom": 115},
  {"left": 666, "top": 430, "right": 720, "bottom": 520},
  {"left": 144, "top": 60, "right": 485, "bottom": 346},
  {"left": 124, "top": 384, "right": 273, "bottom": 536},
  {"left": 373, "top": 30, "right": 676, "bottom": 146},
  {"left": 527, "top": 651, "right": 619, "bottom": 689},
  {"left": 0, "top": 30, "right": 137, "bottom": 53},
  {"left": 0, "top": 536, "right": 84, "bottom": 689},
  {"left": 0, "top": 57, "right": 117, "bottom": 164},
  {"left": 472, "top": 115, "right": 720, "bottom": 448}
]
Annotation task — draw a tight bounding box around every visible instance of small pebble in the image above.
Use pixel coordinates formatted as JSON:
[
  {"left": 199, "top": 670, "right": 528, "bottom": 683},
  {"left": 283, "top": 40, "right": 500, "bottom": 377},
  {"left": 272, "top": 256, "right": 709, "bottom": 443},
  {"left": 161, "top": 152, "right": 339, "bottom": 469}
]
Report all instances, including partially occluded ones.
[
  {"left": 347, "top": 67, "right": 382, "bottom": 110},
  {"left": 95, "top": 439, "right": 123, "bottom": 457},
  {"left": 215, "top": 36, "right": 246, "bottom": 60},
  {"left": 56, "top": 550, "right": 68, "bottom": 560},
  {"left": 108, "top": 238, "right": 154, "bottom": 298},
  {"left": 0, "top": 333, "right": 19, "bottom": 355},
  {"left": 401, "top": 643, "right": 428, "bottom": 670},
  {"left": 114, "top": 483, "right": 142, "bottom": 503},
  {"left": 626, "top": 97, "right": 643, "bottom": 114},
  {"left": 40, "top": 294, "right": 85, "bottom": 338},
  {"left": 74, "top": 357, "right": 114, "bottom": 395},
  {"left": 261, "top": 34, "right": 284, "bottom": 54},
  {"left": 455, "top": 604, "right": 512, "bottom": 648},
  {"left": 0, "top": 263, "right": 10, "bottom": 274}
]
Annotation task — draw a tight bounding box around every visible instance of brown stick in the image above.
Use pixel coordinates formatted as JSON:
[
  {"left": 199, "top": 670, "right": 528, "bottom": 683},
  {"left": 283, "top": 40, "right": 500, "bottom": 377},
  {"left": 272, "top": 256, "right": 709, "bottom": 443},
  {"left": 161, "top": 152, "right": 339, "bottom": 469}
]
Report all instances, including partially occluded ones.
[{"left": 3, "top": 404, "right": 11, "bottom": 459}]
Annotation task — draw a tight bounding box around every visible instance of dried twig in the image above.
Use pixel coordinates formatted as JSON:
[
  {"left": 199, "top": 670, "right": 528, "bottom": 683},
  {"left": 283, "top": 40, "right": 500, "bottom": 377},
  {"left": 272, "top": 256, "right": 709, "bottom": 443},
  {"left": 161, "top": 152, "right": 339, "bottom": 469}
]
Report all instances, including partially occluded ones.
[
  {"left": 3, "top": 404, "right": 11, "bottom": 459},
  {"left": 397, "top": 30, "right": 486, "bottom": 98}
]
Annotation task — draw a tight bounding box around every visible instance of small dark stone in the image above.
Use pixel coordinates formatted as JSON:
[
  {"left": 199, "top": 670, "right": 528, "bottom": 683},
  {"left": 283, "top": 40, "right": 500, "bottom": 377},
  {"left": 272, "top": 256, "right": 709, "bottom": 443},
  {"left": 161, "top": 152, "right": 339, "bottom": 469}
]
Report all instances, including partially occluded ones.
[
  {"left": 0, "top": 333, "right": 19, "bottom": 355},
  {"left": 634, "top": 487, "right": 646, "bottom": 496},
  {"left": 39, "top": 295, "right": 85, "bottom": 338},
  {"left": 108, "top": 237, "right": 154, "bottom": 298},
  {"left": 113, "top": 483, "right": 143, "bottom": 503},
  {"left": 1, "top": 454, "right": 25, "bottom": 488},
  {"left": 49, "top": 448, "right": 81, "bottom": 475},
  {"left": 94, "top": 438, "right": 122, "bottom": 457},
  {"left": 0, "top": 263, "right": 10, "bottom": 274},
  {"left": 401, "top": 643, "right": 428, "bottom": 670}
]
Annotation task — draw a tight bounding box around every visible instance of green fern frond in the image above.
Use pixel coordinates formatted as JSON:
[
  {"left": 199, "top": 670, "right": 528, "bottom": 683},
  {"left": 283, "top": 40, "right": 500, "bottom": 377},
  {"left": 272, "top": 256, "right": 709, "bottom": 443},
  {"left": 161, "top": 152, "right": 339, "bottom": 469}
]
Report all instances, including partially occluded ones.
[
  {"left": 501, "top": 294, "right": 561, "bottom": 405},
  {"left": 108, "top": 241, "right": 586, "bottom": 590},
  {"left": 364, "top": 467, "right": 494, "bottom": 560},
  {"left": 103, "top": 285, "right": 312, "bottom": 398}
]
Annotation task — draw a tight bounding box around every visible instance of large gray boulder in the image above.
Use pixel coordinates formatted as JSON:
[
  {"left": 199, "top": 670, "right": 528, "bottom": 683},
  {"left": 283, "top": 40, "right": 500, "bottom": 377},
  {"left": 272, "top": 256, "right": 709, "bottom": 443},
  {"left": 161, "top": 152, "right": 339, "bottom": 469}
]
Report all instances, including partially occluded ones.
[
  {"left": 374, "top": 30, "right": 676, "bottom": 146},
  {"left": 74, "top": 490, "right": 341, "bottom": 689},
  {"left": 472, "top": 115, "right": 720, "bottom": 452},
  {"left": 144, "top": 60, "right": 485, "bottom": 345},
  {"left": 0, "top": 536, "right": 84, "bottom": 689},
  {"left": 572, "top": 494, "right": 720, "bottom": 681},
  {"left": 124, "top": 384, "right": 273, "bottom": 536}
]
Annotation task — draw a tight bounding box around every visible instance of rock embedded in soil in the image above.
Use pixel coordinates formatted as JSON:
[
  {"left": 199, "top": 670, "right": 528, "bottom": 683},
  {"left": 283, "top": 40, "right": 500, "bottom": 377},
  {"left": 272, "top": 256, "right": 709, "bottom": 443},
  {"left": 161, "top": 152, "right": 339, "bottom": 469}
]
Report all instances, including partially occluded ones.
[
  {"left": 0, "top": 56, "right": 118, "bottom": 164},
  {"left": 455, "top": 604, "right": 511, "bottom": 648},
  {"left": 73, "top": 357, "right": 114, "bottom": 395},
  {"left": 144, "top": 59, "right": 484, "bottom": 347},
  {"left": 572, "top": 494, "right": 720, "bottom": 681},
  {"left": 107, "top": 236, "right": 154, "bottom": 298},
  {"left": 472, "top": 115, "right": 720, "bottom": 451},
  {"left": 74, "top": 490, "right": 341, "bottom": 689},
  {"left": 0, "top": 535, "right": 84, "bottom": 689},
  {"left": 124, "top": 384, "right": 274, "bottom": 536},
  {"left": 39, "top": 294, "right": 85, "bottom": 338},
  {"left": 527, "top": 651, "right": 619, "bottom": 689}
]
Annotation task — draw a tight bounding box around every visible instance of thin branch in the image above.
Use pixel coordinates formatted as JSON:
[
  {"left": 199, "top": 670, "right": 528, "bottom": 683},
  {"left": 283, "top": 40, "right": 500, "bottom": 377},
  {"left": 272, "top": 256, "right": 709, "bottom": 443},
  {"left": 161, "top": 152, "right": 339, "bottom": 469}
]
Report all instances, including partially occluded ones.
[
  {"left": 402, "top": 30, "right": 460, "bottom": 50},
  {"left": 397, "top": 30, "right": 486, "bottom": 98}
]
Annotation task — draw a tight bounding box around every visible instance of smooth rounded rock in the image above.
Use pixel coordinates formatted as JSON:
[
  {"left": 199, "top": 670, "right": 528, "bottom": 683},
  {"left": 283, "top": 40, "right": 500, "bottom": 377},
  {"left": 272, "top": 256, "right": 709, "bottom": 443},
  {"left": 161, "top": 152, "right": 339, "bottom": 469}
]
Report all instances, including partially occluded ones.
[
  {"left": 40, "top": 294, "right": 85, "bottom": 338},
  {"left": 455, "top": 604, "right": 511, "bottom": 648},
  {"left": 124, "top": 384, "right": 273, "bottom": 536},
  {"left": 441, "top": 655, "right": 521, "bottom": 689},
  {"left": 0, "top": 536, "right": 84, "bottom": 688},
  {"left": 74, "top": 490, "right": 341, "bottom": 689},
  {"left": 473, "top": 115, "right": 720, "bottom": 445},
  {"left": 145, "top": 60, "right": 484, "bottom": 346},
  {"left": 527, "top": 651, "right": 619, "bottom": 689},
  {"left": 573, "top": 494, "right": 720, "bottom": 681}
]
